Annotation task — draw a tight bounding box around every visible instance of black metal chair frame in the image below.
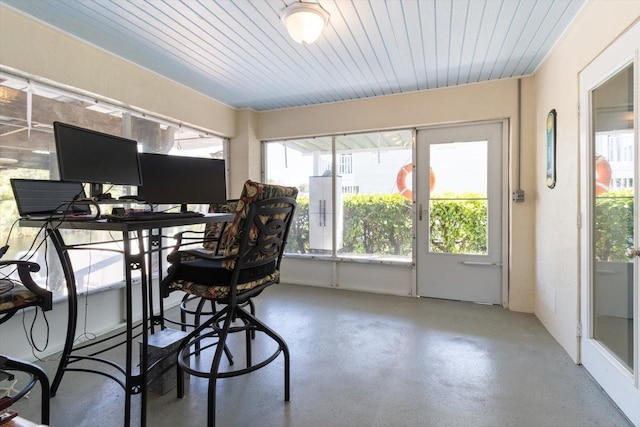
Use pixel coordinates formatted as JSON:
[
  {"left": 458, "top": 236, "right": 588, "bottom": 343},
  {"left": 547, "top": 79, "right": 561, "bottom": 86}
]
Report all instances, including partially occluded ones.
[
  {"left": 0, "top": 260, "right": 52, "bottom": 425},
  {"left": 176, "top": 215, "right": 232, "bottom": 333},
  {"left": 164, "top": 201, "right": 256, "bottom": 355},
  {"left": 161, "top": 196, "right": 296, "bottom": 427}
]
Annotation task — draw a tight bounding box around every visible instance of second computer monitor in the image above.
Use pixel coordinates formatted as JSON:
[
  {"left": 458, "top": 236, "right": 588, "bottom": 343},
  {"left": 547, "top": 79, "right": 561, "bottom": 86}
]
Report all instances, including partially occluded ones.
[
  {"left": 53, "top": 121, "right": 143, "bottom": 199},
  {"left": 137, "top": 153, "right": 227, "bottom": 211}
]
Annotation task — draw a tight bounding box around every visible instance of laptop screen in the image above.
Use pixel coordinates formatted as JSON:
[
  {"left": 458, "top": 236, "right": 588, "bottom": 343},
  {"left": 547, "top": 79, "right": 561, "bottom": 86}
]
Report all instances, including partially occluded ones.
[{"left": 10, "top": 179, "right": 90, "bottom": 218}]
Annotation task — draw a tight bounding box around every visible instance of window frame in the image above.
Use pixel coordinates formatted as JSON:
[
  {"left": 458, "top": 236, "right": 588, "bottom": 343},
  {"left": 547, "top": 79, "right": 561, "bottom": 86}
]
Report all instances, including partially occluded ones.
[{"left": 262, "top": 129, "right": 414, "bottom": 264}]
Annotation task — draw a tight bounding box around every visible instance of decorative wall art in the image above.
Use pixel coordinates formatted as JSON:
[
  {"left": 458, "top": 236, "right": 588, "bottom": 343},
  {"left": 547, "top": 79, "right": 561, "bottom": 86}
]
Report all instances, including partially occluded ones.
[{"left": 546, "top": 109, "right": 557, "bottom": 189}]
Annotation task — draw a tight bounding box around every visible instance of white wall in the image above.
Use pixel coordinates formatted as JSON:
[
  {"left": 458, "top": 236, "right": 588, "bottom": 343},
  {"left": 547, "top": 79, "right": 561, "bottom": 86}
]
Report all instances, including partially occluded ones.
[
  {"left": 533, "top": 1, "right": 640, "bottom": 361},
  {"left": 281, "top": 257, "right": 414, "bottom": 296},
  {"left": 229, "top": 109, "right": 262, "bottom": 197}
]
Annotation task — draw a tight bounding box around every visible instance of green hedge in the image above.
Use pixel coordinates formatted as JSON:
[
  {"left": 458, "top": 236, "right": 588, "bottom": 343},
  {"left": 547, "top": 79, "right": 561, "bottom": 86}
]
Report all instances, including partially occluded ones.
[
  {"left": 287, "top": 189, "right": 634, "bottom": 260},
  {"left": 287, "top": 193, "right": 487, "bottom": 256},
  {"left": 288, "top": 197, "right": 310, "bottom": 254},
  {"left": 595, "top": 189, "right": 634, "bottom": 262},
  {"left": 429, "top": 194, "right": 487, "bottom": 254},
  {"left": 342, "top": 193, "right": 413, "bottom": 255}
]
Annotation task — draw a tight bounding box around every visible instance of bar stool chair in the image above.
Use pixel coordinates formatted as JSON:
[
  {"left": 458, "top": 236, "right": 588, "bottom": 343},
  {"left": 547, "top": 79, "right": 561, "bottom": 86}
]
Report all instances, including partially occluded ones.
[
  {"left": 161, "top": 180, "right": 297, "bottom": 427},
  {"left": 177, "top": 200, "right": 244, "bottom": 334},
  {"left": 0, "top": 260, "right": 52, "bottom": 425},
  {"left": 165, "top": 199, "right": 255, "bottom": 358}
]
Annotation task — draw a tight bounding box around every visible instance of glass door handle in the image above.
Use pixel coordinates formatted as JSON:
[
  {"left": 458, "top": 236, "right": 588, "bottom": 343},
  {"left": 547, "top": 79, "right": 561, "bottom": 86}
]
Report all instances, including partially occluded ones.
[{"left": 626, "top": 248, "right": 640, "bottom": 258}]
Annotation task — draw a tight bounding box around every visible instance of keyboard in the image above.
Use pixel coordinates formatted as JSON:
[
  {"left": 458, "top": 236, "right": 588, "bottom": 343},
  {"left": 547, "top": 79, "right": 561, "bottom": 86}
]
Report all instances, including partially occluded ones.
[{"left": 104, "top": 211, "right": 204, "bottom": 222}]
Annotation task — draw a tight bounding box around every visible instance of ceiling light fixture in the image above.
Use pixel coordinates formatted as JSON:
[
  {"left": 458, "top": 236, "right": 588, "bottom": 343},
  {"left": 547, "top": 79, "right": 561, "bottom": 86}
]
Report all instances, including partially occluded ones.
[{"left": 281, "top": 1, "right": 329, "bottom": 45}]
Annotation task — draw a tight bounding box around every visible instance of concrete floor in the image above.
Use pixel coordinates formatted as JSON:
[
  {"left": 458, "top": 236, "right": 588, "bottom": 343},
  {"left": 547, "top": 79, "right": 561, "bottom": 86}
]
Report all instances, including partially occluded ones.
[{"left": 7, "top": 283, "right": 633, "bottom": 427}]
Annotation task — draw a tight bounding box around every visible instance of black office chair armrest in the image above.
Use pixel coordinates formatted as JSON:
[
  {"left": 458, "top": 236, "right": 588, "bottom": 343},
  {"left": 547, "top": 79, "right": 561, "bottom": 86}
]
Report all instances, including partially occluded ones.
[
  {"left": 0, "top": 259, "right": 40, "bottom": 272},
  {"left": 165, "top": 231, "right": 211, "bottom": 263},
  {"left": 0, "top": 260, "right": 52, "bottom": 311},
  {"left": 171, "top": 228, "right": 226, "bottom": 255},
  {"left": 170, "top": 230, "right": 210, "bottom": 249}
]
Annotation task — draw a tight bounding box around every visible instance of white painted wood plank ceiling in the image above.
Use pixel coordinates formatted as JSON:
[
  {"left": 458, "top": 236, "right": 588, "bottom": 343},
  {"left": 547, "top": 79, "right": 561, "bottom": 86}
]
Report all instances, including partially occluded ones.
[{"left": 1, "top": 0, "right": 585, "bottom": 111}]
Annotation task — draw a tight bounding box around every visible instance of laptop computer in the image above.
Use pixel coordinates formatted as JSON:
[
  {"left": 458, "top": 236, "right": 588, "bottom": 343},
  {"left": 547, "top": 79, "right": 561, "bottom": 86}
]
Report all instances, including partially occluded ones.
[{"left": 10, "top": 178, "right": 92, "bottom": 220}]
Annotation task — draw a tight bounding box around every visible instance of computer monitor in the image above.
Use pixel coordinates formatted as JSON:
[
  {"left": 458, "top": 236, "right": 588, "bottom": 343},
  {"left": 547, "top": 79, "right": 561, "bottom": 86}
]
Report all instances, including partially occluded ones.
[
  {"left": 53, "top": 121, "right": 143, "bottom": 199},
  {"left": 137, "top": 153, "right": 227, "bottom": 212}
]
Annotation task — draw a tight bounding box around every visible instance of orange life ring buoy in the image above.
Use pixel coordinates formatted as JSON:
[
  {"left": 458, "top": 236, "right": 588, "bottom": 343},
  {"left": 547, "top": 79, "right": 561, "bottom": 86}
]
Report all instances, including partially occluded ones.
[
  {"left": 396, "top": 164, "right": 436, "bottom": 200},
  {"left": 595, "top": 155, "right": 612, "bottom": 196}
]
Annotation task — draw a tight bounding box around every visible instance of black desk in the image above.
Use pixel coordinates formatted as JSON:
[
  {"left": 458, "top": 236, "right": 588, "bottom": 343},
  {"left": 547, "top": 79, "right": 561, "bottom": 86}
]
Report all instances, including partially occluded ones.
[{"left": 19, "top": 213, "right": 233, "bottom": 427}]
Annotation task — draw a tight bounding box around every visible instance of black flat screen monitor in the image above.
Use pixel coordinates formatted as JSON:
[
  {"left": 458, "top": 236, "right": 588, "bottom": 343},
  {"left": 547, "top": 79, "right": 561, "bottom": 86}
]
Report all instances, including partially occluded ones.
[
  {"left": 53, "top": 121, "right": 143, "bottom": 199},
  {"left": 137, "top": 153, "right": 226, "bottom": 211}
]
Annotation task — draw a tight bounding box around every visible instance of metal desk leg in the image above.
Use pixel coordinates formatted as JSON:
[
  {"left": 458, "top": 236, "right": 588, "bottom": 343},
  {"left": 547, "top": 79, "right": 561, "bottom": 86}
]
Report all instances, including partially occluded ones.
[
  {"left": 48, "top": 228, "right": 78, "bottom": 397},
  {"left": 122, "top": 230, "right": 150, "bottom": 427},
  {"left": 148, "top": 231, "right": 162, "bottom": 333},
  {"left": 122, "top": 231, "right": 134, "bottom": 426},
  {"left": 137, "top": 229, "right": 149, "bottom": 427}
]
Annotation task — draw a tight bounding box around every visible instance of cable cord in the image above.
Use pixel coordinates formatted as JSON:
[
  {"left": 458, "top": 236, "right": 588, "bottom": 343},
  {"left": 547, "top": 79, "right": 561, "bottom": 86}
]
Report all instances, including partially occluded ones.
[
  {"left": 3, "top": 218, "right": 19, "bottom": 248},
  {"left": 21, "top": 303, "right": 50, "bottom": 361},
  {"left": 0, "top": 219, "right": 49, "bottom": 295},
  {"left": 75, "top": 230, "right": 96, "bottom": 344},
  {"left": 11, "top": 221, "right": 56, "bottom": 361},
  {"left": 23, "top": 231, "right": 52, "bottom": 361},
  {"left": 0, "top": 219, "right": 20, "bottom": 259},
  {"left": 0, "top": 267, "right": 16, "bottom": 295},
  {"left": 18, "top": 221, "right": 50, "bottom": 262},
  {"left": 0, "top": 278, "right": 14, "bottom": 296}
]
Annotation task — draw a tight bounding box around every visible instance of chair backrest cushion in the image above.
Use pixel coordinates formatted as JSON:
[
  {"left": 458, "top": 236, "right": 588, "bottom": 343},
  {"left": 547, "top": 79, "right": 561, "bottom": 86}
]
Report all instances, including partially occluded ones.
[
  {"left": 221, "top": 180, "right": 298, "bottom": 270},
  {"left": 202, "top": 199, "right": 239, "bottom": 251}
]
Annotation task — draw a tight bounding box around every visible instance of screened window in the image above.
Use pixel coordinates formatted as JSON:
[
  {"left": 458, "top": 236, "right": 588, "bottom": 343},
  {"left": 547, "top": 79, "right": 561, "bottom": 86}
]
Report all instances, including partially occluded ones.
[
  {"left": 264, "top": 130, "right": 413, "bottom": 261},
  {"left": 0, "top": 73, "right": 225, "bottom": 297}
]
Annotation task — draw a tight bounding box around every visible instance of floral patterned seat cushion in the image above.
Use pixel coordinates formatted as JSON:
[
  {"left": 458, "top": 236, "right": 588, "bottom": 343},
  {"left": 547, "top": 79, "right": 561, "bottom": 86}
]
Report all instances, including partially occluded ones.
[
  {"left": 169, "top": 180, "right": 297, "bottom": 299},
  {"left": 0, "top": 280, "right": 40, "bottom": 312},
  {"left": 169, "top": 258, "right": 280, "bottom": 299},
  {"left": 202, "top": 199, "right": 239, "bottom": 252}
]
